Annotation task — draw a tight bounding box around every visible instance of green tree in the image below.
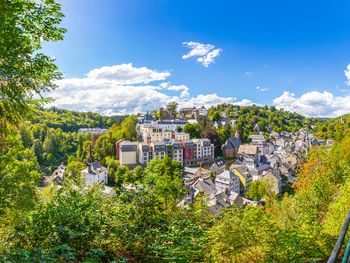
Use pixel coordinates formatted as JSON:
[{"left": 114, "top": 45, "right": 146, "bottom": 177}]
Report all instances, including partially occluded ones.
[
  {"left": 166, "top": 101, "right": 178, "bottom": 116},
  {"left": 247, "top": 180, "right": 271, "bottom": 201},
  {"left": 0, "top": 0, "right": 66, "bottom": 125},
  {"left": 32, "top": 138, "right": 44, "bottom": 163},
  {"left": 184, "top": 123, "right": 201, "bottom": 139}
]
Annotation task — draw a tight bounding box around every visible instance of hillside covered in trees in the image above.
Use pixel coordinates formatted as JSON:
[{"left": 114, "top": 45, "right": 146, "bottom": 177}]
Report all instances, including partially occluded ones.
[
  {"left": 1, "top": 1, "right": 349, "bottom": 262},
  {"left": 1, "top": 115, "right": 350, "bottom": 261},
  {"left": 315, "top": 114, "right": 350, "bottom": 141}
]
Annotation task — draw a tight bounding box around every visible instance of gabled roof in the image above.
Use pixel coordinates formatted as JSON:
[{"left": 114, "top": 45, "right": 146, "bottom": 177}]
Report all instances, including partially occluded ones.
[{"left": 238, "top": 145, "right": 258, "bottom": 155}]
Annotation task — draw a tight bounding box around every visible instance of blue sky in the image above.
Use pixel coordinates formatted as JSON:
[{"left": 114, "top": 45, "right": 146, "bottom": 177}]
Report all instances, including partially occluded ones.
[{"left": 44, "top": 0, "right": 350, "bottom": 117}]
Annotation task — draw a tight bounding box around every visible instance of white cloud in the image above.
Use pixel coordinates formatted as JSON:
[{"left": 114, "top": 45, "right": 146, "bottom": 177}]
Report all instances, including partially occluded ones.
[
  {"left": 86, "top": 63, "right": 170, "bottom": 84},
  {"left": 344, "top": 64, "right": 350, "bottom": 85},
  {"left": 182, "top": 41, "right": 222, "bottom": 67},
  {"left": 234, "top": 99, "right": 256, "bottom": 107},
  {"left": 48, "top": 64, "right": 242, "bottom": 115},
  {"left": 256, "top": 86, "right": 269, "bottom": 92},
  {"left": 178, "top": 93, "right": 234, "bottom": 108},
  {"left": 273, "top": 90, "right": 350, "bottom": 117}
]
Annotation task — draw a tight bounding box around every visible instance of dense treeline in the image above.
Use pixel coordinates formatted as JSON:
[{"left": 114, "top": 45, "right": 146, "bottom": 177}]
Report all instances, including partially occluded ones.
[
  {"left": 315, "top": 114, "right": 350, "bottom": 141},
  {"left": 14, "top": 109, "right": 131, "bottom": 174},
  {"left": 1, "top": 130, "right": 350, "bottom": 261},
  {"left": 32, "top": 107, "right": 125, "bottom": 132}
]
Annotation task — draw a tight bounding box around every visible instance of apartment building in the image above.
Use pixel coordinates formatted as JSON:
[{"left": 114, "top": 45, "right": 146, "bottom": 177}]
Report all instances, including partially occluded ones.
[
  {"left": 116, "top": 141, "right": 138, "bottom": 166},
  {"left": 117, "top": 138, "right": 214, "bottom": 167}
]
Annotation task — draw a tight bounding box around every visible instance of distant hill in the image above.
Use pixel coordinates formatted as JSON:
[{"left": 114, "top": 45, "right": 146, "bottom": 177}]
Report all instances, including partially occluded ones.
[
  {"left": 31, "top": 107, "right": 126, "bottom": 132},
  {"left": 315, "top": 114, "right": 350, "bottom": 140},
  {"left": 206, "top": 104, "right": 322, "bottom": 141}
]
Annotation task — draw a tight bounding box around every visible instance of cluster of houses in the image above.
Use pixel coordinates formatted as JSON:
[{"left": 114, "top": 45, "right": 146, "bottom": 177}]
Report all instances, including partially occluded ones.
[
  {"left": 51, "top": 106, "right": 333, "bottom": 214},
  {"left": 179, "top": 128, "right": 326, "bottom": 214}
]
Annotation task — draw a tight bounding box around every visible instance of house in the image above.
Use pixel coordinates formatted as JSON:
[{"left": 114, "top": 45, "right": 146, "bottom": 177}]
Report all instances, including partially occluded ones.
[
  {"left": 190, "top": 178, "right": 231, "bottom": 214},
  {"left": 229, "top": 119, "right": 237, "bottom": 127},
  {"left": 117, "top": 141, "right": 138, "bottom": 166},
  {"left": 213, "top": 120, "right": 223, "bottom": 129},
  {"left": 192, "top": 178, "right": 218, "bottom": 198},
  {"left": 137, "top": 111, "right": 156, "bottom": 124},
  {"left": 262, "top": 169, "right": 282, "bottom": 194},
  {"left": 215, "top": 170, "right": 240, "bottom": 194},
  {"left": 231, "top": 163, "right": 252, "bottom": 191},
  {"left": 237, "top": 145, "right": 260, "bottom": 165},
  {"left": 210, "top": 157, "right": 226, "bottom": 176},
  {"left": 250, "top": 134, "right": 268, "bottom": 154},
  {"left": 52, "top": 164, "right": 67, "bottom": 185},
  {"left": 184, "top": 167, "right": 212, "bottom": 184},
  {"left": 248, "top": 164, "right": 271, "bottom": 181},
  {"left": 222, "top": 132, "right": 241, "bottom": 159},
  {"left": 80, "top": 162, "right": 108, "bottom": 185},
  {"left": 206, "top": 192, "right": 231, "bottom": 214},
  {"left": 198, "top": 106, "right": 208, "bottom": 117},
  {"left": 266, "top": 154, "right": 280, "bottom": 168},
  {"left": 228, "top": 192, "right": 243, "bottom": 206},
  {"left": 182, "top": 140, "right": 197, "bottom": 166},
  {"left": 283, "top": 153, "right": 299, "bottom": 169}
]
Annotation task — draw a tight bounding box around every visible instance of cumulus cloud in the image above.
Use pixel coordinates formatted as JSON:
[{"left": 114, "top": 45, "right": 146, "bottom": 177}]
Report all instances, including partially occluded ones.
[
  {"left": 256, "top": 86, "right": 269, "bottom": 92},
  {"left": 86, "top": 63, "right": 170, "bottom": 84},
  {"left": 182, "top": 41, "right": 222, "bottom": 67},
  {"left": 234, "top": 99, "right": 256, "bottom": 107},
  {"left": 273, "top": 90, "right": 350, "bottom": 117},
  {"left": 48, "top": 64, "right": 242, "bottom": 115},
  {"left": 179, "top": 93, "right": 234, "bottom": 108}
]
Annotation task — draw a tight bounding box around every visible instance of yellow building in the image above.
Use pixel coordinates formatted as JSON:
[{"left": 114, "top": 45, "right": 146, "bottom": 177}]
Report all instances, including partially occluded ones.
[{"left": 231, "top": 164, "right": 252, "bottom": 190}]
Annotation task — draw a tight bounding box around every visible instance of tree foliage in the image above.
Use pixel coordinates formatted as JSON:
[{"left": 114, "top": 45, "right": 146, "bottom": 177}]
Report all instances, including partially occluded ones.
[{"left": 0, "top": 0, "right": 66, "bottom": 125}]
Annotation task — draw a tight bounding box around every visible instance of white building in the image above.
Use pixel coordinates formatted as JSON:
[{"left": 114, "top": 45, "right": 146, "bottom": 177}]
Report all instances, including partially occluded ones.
[
  {"left": 119, "top": 141, "right": 138, "bottom": 166},
  {"left": 198, "top": 106, "right": 208, "bottom": 116},
  {"left": 80, "top": 162, "right": 108, "bottom": 185},
  {"left": 150, "top": 141, "right": 167, "bottom": 160},
  {"left": 169, "top": 140, "right": 183, "bottom": 165},
  {"left": 156, "top": 119, "right": 187, "bottom": 132},
  {"left": 173, "top": 132, "right": 190, "bottom": 141},
  {"left": 193, "top": 138, "right": 214, "bottom": 161},
  {"left": 138, "top": 143, "right": 150, "bottom": 165},
  {"left": 215, "top": 170, "right": 240, "bottom": 194}
]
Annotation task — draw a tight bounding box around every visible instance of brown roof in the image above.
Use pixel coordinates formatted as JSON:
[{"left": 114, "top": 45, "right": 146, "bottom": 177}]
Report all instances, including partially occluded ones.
[{"left": 238, "top": 145, "right": 258, "bottom": 155}]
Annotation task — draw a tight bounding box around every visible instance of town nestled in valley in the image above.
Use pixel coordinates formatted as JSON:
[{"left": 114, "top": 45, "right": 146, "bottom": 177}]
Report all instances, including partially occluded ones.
[
  {"left": 52, "top": 104, "right": 333, "bottom": 214},
  {"left": 2, "top": 1, "right": 350, "bottom": 261}
]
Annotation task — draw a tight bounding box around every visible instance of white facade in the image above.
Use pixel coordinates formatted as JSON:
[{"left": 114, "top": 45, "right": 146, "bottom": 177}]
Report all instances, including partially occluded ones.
[
  {"left": 119, "top": 141, "right": 138, "bottom": 165},
  {"left": 81, "top": 163, "right": 108, "bottom": 185},
  {"left": 198, "top": 107, "right": 208, "bottom": 116},
  {"left": 193, "top": 139, "right": 213, "bottom": 159},
  {"left": 173, "top": 132, "right": 190, "bottom": 141},
  {"left": 215, "top": 170, "right": 240, "bottom": 194},
  {"left": 138, "top": 143, "right": 150, "bottom": 164},
  {"left": 156, "top": 119, "right": 187, "bottom": 132}
]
